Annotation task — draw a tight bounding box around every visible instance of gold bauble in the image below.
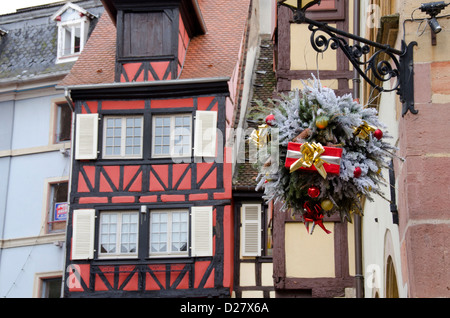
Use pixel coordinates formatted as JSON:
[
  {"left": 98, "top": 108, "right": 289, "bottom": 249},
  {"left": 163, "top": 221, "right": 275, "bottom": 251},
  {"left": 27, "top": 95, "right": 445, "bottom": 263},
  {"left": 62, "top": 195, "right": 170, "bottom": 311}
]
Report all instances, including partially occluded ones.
[
  {"left": 321, "top": 199, "right": 334, "bottom": 211},
  {"left": 315, "top": 116, "right": 329, "bottom": 130}
]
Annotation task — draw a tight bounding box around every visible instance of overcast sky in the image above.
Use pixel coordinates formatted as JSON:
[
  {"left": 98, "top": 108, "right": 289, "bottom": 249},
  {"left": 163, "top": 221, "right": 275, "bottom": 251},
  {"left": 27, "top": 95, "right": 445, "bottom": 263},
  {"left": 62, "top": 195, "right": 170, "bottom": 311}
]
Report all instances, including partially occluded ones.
[{"left": 0, "top": 0, "right": 63, "bottom": 15}]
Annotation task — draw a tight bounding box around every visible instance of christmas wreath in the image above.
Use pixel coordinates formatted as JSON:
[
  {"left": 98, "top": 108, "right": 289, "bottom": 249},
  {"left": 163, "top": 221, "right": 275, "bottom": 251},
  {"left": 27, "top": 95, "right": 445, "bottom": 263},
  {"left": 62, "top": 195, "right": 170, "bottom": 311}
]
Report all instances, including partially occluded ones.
[{"left": 252, "top": 77, "right": 398, "bottom": 234}]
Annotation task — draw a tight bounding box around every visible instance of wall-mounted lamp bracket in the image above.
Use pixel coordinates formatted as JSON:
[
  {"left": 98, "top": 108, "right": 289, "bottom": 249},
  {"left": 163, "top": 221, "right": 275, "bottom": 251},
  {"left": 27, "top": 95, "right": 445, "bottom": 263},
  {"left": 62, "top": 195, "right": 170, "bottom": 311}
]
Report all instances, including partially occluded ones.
[{"left": 281, "top": 4, "right": 418, "bottom": 116}]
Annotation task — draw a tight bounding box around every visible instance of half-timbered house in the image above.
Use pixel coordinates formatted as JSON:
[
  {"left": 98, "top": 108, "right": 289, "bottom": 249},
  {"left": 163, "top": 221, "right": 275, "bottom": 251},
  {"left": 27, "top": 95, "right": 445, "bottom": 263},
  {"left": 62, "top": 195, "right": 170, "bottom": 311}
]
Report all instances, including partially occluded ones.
[
  {"left": 272, "top": 0, "right": 357, "bottom": 298},
  {"left": 232, "top": 34, "right": 276, "bottom": 298},
  {"left": 59, "top": 0, "right": 255, "bottom": 297}
]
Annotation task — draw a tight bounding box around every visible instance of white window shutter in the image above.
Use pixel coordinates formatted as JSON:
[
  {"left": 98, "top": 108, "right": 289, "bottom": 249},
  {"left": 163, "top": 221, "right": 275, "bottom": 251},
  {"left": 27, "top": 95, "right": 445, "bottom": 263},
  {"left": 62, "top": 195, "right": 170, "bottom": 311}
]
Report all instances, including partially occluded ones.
[
  {"left": 72, "top": 209, "right": 95, "bottom": 260},
  {"left": 191, "top": 206, "right": 213, "bottom": 257},
  {"left": 194, "top": 111, "right": 217, "bottom": 157},
  {"left": 241, "top": 204, "right": 261, "bottom": 257},
  {"left": 75, "top": 113, "right": 98, "bottom": 160},
  {"left": 56, "top": 24, "right": 63, "bottom": 58}
]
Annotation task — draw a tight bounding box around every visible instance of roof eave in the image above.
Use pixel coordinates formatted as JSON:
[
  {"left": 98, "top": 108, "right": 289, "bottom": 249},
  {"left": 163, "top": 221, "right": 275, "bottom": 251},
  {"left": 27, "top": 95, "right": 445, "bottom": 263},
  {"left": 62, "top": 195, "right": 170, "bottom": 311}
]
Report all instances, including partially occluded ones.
[
  {"left": 58, "top": 77, "right": 231, "bottom": 100},
  {"left": 100, "top": 0, "right": 117, "bottom": 25},
  {"left": 100, "top": 0, "right": 206, "bottom": 34}
]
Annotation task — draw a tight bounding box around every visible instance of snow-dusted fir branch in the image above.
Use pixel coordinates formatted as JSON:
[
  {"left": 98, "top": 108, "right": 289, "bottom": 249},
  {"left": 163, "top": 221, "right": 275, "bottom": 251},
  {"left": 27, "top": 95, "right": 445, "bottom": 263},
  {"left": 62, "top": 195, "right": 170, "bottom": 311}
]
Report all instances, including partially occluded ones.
[{"left": 253, "top": 76, "right": 399, "bottom": 222}]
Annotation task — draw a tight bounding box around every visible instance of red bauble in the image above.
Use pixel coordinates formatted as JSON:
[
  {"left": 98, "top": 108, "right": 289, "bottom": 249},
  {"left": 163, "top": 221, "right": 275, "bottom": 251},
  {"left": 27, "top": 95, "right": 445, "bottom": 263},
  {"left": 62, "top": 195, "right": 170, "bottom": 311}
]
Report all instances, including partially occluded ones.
[
  {"left": 373, "top": 129, "right": 383, "bottom": 140},
  {"left": 265, "top": 114, "right": 275, "bottom": 126},
  {"left": 354, "top": 167, "right": 362, "bottom": 178},
  {"left": 308, "top": 186, "right": 321, "bottom": 198}
]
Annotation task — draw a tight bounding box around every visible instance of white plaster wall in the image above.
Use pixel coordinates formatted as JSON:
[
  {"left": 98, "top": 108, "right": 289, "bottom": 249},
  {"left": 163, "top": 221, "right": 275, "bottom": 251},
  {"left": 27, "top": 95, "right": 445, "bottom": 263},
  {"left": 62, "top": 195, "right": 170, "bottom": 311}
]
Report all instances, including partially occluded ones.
[
  {"left": 11, "top": 95, "right": 58, "bottom": 150},
  {"left": 0, "top": 92, "right": 70, "bottom": 298},
  {"left": 360, "top": 76, "right": 407, "bottom": 298},
  {"left": 359, "top": 0, "right": 407, "bottom": 298},
  {"left": 0, "top": 101, "right": 14, "bottom": 151},
  {"left": 0, "top": 243, "right": 65, "bottom": 298},
  {"left": 3, "top": 150, "right": 70, "bottom": 239},
  {"left": 259, "top": 0, "right": 274, "bottom": 35}
]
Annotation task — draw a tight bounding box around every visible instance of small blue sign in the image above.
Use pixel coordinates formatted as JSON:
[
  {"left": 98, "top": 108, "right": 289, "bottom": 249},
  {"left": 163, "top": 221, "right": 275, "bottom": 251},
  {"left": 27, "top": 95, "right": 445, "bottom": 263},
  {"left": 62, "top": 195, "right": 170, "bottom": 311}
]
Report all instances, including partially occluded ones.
[{"left": 54, "top": 202, "right": 68, "bottom": 221}]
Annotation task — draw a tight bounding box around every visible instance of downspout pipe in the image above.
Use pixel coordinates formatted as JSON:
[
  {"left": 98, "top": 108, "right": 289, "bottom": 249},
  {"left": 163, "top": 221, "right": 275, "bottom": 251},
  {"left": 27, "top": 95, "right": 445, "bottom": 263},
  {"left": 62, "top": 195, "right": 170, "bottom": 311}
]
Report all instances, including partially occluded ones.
[
  {"left": 353, "top": 0, "right": 364, "bottom": 299},
  {"left": 60, "top": 87, "right": 75, "bottom": 297},
  {"left": 64, "top": 87, "right": 74, "bottom": 112}
]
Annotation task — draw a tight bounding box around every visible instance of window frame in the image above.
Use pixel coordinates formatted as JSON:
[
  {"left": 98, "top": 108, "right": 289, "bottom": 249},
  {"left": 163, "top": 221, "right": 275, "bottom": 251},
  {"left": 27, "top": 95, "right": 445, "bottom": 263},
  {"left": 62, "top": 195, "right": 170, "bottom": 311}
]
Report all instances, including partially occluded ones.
[
  {"left": 72, "top": 206, "right": 214, "bottom": 261},
  {"left": 307, "top": 0, "right": 345, "bottom": 21},
  {"left": 98, "top": 210, "right": 140, "bottom": 259},
  {"left": 75, "top": 110, "right": 219, "bottom": 162},
  {"left": 48, "top": 181, "right": 69, "bottom": 233},
  {"left": 151, "top": 113, "right": 193, "bottom": 159},
  {"left": 56, "top": 17, "right": 89, "bottom": 63},
  {"left": 120, "top": 10, "right": 174, "bottom": 59},
  {"left": 41, "top": 176, "right": 69, "bottom": 236},
  {"left": 50, "top": 99, "right": 72, "bottom": 145},
  {"left": 56, "top": 102, "right": 72, "bottom": 143},
  {"left": 102, "top": 115, "right": 144, "bottom": 160},
  {"left": 149, "top": 209, "right": 190, "bottom": 258},
  {"left": 33, "top": 272, "right": 63, "bottom": 298}
]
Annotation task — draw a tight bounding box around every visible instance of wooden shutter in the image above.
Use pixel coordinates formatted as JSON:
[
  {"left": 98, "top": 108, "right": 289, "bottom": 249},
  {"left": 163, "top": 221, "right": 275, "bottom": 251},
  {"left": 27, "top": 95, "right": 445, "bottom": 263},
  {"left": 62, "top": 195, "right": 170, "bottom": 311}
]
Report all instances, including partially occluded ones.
[
  {"left": 241, "top": 204, "right": 261, "bottom": 257},
  {"left": 122, "top": 12, "right": 172, "bottom": 58},
  {"left": 72, "top": 209, "right": 95, "bottom": 260},
  {"left": 194, "top": 111, "right": 217, "bottom": 158},
  {"left": 191, "top": 206, "right": 213, "bottom": 257},
  {"left": 75, "top": 113, "right": 98, "bottom": 160}
]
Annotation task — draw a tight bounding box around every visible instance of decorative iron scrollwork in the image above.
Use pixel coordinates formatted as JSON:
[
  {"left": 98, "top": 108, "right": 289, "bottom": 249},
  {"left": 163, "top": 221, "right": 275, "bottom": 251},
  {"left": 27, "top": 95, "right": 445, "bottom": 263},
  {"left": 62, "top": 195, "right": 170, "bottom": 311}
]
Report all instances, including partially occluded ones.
[
  {"left": 282, "top": 3, "right": 418, "bottom": 116},
  {"left": 308, "top": 24, "right": 402, "bottom": 94}
]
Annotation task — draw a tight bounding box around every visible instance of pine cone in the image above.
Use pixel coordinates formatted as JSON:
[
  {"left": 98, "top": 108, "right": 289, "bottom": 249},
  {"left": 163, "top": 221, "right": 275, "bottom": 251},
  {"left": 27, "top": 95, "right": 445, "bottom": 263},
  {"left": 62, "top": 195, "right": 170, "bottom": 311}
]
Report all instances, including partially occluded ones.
[
  {"left": 263, "top": 158, "right": 272, "bottom": 167},
  {"left": 293, "top": 128, "right": 311, "bottom": 142}
]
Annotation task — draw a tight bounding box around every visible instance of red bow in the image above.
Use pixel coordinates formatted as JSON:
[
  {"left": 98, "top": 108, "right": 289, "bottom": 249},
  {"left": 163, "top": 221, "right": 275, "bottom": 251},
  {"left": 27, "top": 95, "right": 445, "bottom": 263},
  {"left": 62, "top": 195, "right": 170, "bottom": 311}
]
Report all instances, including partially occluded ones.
[{"left": 303, "top": 201, "right": 332, "bottom": 235}]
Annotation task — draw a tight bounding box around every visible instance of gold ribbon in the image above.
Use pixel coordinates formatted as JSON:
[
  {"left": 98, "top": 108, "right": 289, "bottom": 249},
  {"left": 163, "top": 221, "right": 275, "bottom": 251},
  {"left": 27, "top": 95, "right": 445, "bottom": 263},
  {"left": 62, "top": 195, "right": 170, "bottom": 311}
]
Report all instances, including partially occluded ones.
[
  {"left": 289, "top": 142, "right": 328, "bottom": 179},
  {"left": 353, "top": 121, "right": 377, "bottom": 140},
  {"left": 250, "top": 124, "right": 270, "bottom": 148}
]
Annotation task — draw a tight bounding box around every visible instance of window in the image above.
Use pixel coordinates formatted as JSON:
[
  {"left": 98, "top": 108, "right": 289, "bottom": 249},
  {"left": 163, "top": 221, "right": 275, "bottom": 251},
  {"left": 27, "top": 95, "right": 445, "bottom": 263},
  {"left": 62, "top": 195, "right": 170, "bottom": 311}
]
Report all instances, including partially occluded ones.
[
  {"left": 240, "top": 203, "right": 272, "bottom": 257},
  {"left": 52, "top": 3, "right": 94, "bottom": 63},
  {"left": 307, "top": 0, "right": 345, "bottom": 21},
  {"left": 121, "top": 11, "right": 173, "bottom": 58},
  {"left": 56, "top": 19, "right": 89, "bottom": 63},
  {"left": 33, "top": 272, "right": 63, "bottom": 298},
  {"left": 308, "top": 0, "right": 336, "bottom": 11},
  {"left": 99, "top": 211, "right": 139, "bottom": 258},
  {"left": 74, "top": 110, "right": 218, "bottom": 161},
  {"left": 60, "top": 22, "right": 81, "bottom": 56},
  {"left": 71, "top": 206, "right": 213, "bottom": 260},
  {"left": 40, "top": 277, "right": 62, "bottom": 298},
  {"left": 50, "top": 99, "right": 72, "bottom": 145},
  {"left": 152, "top": 114, "right": 192, "bottom": 158},
  {"left": 48, "top": 182, "right": 68, "bottom": 233},
  {"left": 56, "top": 102, "right": 72, "bottom": 143},
  {"left": 150, "top": 210, "right": 189, "bottom": 257},
  {"left": 103, "top": 116, "right": 143, "bottom": 159},
  {"left": 241, "top": 204, "right": 262, "bottom": 257}
]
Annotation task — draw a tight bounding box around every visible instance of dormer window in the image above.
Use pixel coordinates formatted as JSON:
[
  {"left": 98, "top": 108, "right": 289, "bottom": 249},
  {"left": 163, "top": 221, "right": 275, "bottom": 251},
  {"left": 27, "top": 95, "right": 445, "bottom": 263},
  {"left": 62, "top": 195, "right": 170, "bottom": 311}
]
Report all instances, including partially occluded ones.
[
  {"left": 105, "top": 0, "right": 206, "bottom": 82},
  {"left": 51, "top": 2, "right": 97, "bottom": 64},
  {"left": 59, "top": 21, "right": 82, "bottom": 58},
  {"left": 121, "top": 11, "right": 173, "bottom": 59}
]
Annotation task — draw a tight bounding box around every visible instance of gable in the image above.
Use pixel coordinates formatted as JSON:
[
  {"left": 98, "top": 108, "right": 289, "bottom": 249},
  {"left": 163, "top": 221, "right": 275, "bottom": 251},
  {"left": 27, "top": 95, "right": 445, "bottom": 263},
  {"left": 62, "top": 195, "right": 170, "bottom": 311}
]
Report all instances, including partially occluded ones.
[
  {"left": 58, "top": 0, "right": 251, "bottom": 87},
  {"left": 51, "top": 2, "right": 98, "bottom": 22}
]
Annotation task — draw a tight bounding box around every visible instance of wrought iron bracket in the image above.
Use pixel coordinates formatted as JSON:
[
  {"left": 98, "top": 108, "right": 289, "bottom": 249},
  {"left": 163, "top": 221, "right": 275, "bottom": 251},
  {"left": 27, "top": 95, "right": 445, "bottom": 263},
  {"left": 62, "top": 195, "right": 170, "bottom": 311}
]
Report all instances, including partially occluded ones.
[{"left": 290, "top": 10, "right": 418, "bottom": 116}]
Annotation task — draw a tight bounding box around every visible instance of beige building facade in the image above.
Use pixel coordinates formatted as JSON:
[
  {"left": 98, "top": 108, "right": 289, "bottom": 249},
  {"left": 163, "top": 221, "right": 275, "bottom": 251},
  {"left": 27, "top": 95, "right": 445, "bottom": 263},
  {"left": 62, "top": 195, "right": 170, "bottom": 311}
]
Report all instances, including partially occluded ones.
[
  {"left": 274, "top": 0, "right": 450, "bottom": 298},
  {"left": 361, "top": 0, "right": 450, "bottom": 298}
]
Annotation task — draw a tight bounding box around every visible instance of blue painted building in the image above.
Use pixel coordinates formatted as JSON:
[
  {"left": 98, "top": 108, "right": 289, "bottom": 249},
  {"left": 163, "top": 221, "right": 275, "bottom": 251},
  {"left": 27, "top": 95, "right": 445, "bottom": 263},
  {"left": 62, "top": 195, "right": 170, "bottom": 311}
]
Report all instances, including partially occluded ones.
[{"left": 0, "top": 0, "right": 104, "bottom": 297}]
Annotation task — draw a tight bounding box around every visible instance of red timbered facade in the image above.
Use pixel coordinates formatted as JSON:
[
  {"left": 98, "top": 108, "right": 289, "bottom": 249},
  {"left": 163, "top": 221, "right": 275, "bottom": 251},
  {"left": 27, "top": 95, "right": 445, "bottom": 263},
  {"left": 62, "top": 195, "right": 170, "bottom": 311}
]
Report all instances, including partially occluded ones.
[{"left": 61, "top": 0, "right": 251, "bottom": 298}]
